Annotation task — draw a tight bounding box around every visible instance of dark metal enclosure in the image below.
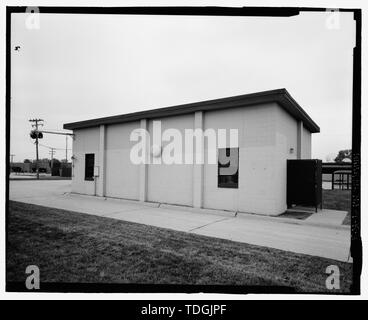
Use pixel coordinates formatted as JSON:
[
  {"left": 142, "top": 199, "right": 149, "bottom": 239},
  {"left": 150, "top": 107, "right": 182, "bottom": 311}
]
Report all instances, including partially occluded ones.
[{"left": 287, "top": 159, "right": 322, "bottom": 212}]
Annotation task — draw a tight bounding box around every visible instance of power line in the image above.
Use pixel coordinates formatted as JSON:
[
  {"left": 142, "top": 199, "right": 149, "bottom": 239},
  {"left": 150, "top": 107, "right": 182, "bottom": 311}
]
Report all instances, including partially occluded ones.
[
  {"left": 39, "top": 143, "right": 72, "bottom": 151},
  {"left": 37, "top": 129, "right": 73, "bottom": 162}
]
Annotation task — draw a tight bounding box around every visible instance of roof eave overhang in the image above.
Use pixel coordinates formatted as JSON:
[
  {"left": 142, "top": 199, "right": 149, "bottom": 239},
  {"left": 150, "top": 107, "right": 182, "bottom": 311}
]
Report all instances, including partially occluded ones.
[
  {"left": 63, "top": 89, "right": 320, "bottom": 133},
  {"left": 277, "top": 92, "right": 320, "bottom": 133}
]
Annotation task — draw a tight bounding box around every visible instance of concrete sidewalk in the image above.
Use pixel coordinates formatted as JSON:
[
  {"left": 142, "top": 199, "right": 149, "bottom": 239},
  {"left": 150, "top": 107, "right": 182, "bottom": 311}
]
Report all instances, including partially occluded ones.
[
  {"left": 305, "top": 209, "right": 348, "bottom": 226},
  {"left": 9, "top": 180, "right": 351, "bottom": 262}
]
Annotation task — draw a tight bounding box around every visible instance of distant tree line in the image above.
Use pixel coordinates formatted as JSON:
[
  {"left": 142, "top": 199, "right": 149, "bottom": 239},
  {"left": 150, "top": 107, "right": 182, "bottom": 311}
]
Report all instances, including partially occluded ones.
[
  {"left": 23, "top": 158, "right": 68, "bottom": 164},
  {"left": 334, "top": 149, "right": 352, "bottom": 163}
]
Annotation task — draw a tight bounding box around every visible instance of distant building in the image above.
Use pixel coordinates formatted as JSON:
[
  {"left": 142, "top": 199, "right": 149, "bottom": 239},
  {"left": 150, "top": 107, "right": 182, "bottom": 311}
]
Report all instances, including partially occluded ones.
[
  {"left": 322, "top": 162, "right": 352, "bottom": 190},
  {"left": 32, "top": 159, "right": 51, "bottom": 173},
  {"left": 11, "top": 159, "right": 72, "bottom": 176},
  {"left": 51, "top": 160, "right": 72, "bottom": 177},
  {"left": 10, "top": 162, "right": 32, "bottom": 173}
]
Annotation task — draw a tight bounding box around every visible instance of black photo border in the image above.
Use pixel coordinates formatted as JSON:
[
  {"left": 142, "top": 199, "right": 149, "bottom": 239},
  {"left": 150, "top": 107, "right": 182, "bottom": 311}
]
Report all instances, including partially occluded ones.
[{"left": 5, "top": 5, "right": 362, "bottom": 295}]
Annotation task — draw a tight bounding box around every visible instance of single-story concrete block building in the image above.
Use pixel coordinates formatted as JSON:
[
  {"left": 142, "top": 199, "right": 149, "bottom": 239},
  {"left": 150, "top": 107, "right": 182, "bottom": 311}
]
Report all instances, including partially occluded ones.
[{"left": 64, "top": 89, "right": 319, "bottom": 216}]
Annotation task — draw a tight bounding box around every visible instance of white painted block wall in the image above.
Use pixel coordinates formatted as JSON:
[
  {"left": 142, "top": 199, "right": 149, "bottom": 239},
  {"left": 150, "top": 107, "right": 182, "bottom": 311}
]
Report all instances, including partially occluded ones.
[
  {"left": 302, "top": 126, "right": 312, "bottom": 159},
  {"left": 147, "top": 114, "right": 194, "bottom": 206},
  {"left": 203, "top": 103, "right": 284, "bottom": 215},
  {"left": 274, "top": 104, "right": 298, "bottom": 214},
  {"left": 105, "top": 121, "right": 140, "bottom": 200},
  {"left": 72, "top": 127, "right": 100, "bottom": 196},
  {"left": 70, "top": 102, "right": 313, "bottom": 216}
]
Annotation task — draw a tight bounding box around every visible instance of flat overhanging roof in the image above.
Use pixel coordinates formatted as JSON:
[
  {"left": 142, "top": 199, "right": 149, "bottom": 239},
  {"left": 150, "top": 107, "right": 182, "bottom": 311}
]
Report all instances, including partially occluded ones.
[{"left": 63, "top": 88, "right": 320, "bottom": 133}]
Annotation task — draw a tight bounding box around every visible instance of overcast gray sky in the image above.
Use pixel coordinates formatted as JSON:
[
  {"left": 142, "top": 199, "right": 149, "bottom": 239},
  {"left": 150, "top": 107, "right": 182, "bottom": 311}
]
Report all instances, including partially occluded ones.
[{"left": 10, "top": 11, "right": 355, "bottom": 162}]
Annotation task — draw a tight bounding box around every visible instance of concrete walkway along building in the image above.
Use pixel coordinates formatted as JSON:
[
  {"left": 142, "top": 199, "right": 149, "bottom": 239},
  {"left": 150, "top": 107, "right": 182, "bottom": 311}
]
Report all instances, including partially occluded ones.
[{"left": 64, "top": 88, "right": 320, "bottom": 216}]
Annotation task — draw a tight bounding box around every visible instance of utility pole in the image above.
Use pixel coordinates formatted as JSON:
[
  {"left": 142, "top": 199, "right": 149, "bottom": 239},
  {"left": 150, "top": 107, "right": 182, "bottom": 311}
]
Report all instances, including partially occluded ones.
[
  {"left": 37, "top": 130, "right": 73, "bottom": 161},
  {"left": 37, "top": 129, "right": 74, "bottom": 164},
  {"left": 49, "top": 148, "right": 55, "bottom": 160},
  {"left": 49, "top": 148, "right": 55, "bottom": 175},
  {"left": 10, "top": 154, "right": 15, "bottom": 174},
  {"left": 29, "top": 118, "right": 44, "bottom": 180}
]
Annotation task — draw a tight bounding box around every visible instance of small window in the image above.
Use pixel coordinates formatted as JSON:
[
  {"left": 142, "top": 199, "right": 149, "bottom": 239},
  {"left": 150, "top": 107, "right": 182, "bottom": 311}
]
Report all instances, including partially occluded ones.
[
  {"left": 218, "top": 148, "right": 239, "bottom": 188},
  {"left": 85, "top": 154, "right": 95, "bottom": 181}
]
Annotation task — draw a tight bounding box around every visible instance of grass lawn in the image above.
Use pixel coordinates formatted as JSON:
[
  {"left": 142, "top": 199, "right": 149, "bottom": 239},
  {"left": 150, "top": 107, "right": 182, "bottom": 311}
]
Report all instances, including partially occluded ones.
[
  {"left": 323, "top": 189, "right": 351, "bottom": 225},
  {"left": 7, "top": 201, "right": 353, "bottom": 293}
]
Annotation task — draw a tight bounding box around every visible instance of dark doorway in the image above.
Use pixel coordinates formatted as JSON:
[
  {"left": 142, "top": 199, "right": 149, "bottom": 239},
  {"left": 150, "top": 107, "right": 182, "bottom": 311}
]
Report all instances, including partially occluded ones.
[{"left": 287, "top": 159, "right": 322, "bottom": 212}]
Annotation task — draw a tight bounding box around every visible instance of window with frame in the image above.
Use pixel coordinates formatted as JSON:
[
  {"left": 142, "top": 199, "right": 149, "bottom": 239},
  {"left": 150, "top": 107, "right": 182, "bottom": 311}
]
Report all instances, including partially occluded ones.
[
  {"left": 85, "top": 153, "right": 95, "bottom": 181},
  {"left": 218, "top": 148, "right": 239, "bottom": 188}
]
